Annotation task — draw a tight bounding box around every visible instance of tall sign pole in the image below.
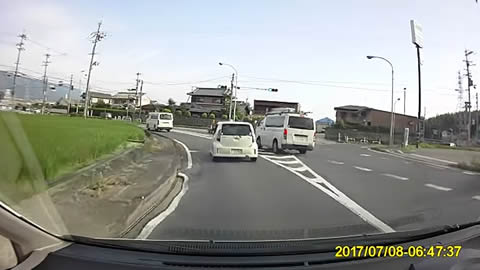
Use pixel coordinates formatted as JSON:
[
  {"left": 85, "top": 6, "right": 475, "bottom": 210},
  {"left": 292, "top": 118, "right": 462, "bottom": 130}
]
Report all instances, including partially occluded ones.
[{"left": 410, "top": 20, "right": 424, "bottom": 148}]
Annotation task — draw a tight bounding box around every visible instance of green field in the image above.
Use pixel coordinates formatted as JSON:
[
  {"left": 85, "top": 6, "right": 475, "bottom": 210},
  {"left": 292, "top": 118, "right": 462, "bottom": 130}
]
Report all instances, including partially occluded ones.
[{"left": 0, "top": 113, "right": 144, "bottom": 200}]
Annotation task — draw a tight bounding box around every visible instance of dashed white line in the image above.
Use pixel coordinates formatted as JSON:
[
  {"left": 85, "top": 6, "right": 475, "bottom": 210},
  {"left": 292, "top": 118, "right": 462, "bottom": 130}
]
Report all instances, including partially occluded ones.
[
  {"left": 424, "top": 183, "right": 452, "bottom": 191},
  {"left": 463, "top": 171, "right": 480, "bottom": 176},
  {"left": 328, "top": 160, "right": 344, "bottom": 165},
  {"left": 360, "top": 154, "right": 371, "bottom": 157},
  {"left": 382, "top": 173, "right": 409, "bottom": 181},
  {"left": 137, "top": 173, "right": 190, "bottom": 239},
  {"left": 472, "top": 195, "right": 480, "bottom": 201},
  {"left": 353, "top": 166, "right": 372, "bottom": 172}
]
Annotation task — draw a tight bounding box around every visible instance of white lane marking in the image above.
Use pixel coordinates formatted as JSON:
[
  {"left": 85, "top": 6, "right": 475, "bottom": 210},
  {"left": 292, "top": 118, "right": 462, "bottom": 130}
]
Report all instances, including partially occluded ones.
[
  {"left": 172, "top": 129, "right": 212, "bottom": 139},
  {"left": 381, "top": 157, "right": 389, "bottom": 160},
  {"left": 328, "top": 160, "right": 344, "bottom": 165},
  {"left": 360, "top": 154, "right": 371, "bottom": 157},
  {"left": 410, "top": 154, "right": 457, "bottom": 165},
  {"left": 137, "top": 173, "right": 190, "bottom": 239},
  {"left": 291, "top": 166, "right": 309, "bottom": 172},
  {"left": 404, "top": 161, "right": 411, "bottom": 164},
  {"left": 367, "top": 148, "right": 454, "bottom": 170},
  {"left": 353, "top": 166, "right": 372, "bottom": 172},
  {"left": 261, "top": 155, "right": 394, "bottom": 233},
  {"left": 276, "top": 160, "right": 300, "bottom": 165},
  {"left": 189, "top": 150, "right": 199, "bottom": 153},
  {"left": 425, "top": 183, "right": 452, "bottom": 191},
  {"left": 472, "top": 196, "right": 480, "bottom": 201},
  {"left": 265, "top": 155, "right": 297, "bottom": 160},
  {"left": 171, "top": 138, "right": 192, "bottom": 170},
  {"left": 382, "top": 173, "right": 409, "bottom": 181},
  {"left": 424, "top": 163, "right": 447, "bottom": 170},
  {"left": 463, "top": 171, "right": 480, "bottom": 176},
  {"left": 361, "top": 146, "right": 368, "bottom": 149}
]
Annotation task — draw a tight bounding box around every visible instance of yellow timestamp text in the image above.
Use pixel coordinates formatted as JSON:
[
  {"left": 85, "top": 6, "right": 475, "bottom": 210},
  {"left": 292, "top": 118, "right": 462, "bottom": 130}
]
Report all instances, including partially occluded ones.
[{"left": 335, "top": 245, "right": 462, "bottom": 258}]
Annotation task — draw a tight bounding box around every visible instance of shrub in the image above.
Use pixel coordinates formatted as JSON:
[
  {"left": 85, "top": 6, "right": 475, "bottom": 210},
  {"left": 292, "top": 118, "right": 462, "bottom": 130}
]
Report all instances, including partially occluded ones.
[
  {"left": 209, "top": 113, "right": 216, "bottom": 119},
  {"left": 162, "top": 108, "right": 172, "bottom": 113},
  {"left": 201, "top": 112, "right": 208, "bottom": 118},
  {"left": 175, "top": 110, "right": 183, "bottom": 116},
  {"left": 185, "top": 111, "right": 192, "bottom": 117},
  {"left": 222, "top": 114, "right": 228, "bottom": 119}
]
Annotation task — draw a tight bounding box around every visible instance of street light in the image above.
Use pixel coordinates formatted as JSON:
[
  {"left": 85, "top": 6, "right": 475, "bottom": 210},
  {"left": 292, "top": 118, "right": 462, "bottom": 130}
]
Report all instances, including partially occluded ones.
[
  {"left": 219, "top": 62, "right": 238, "bottom": 121},
  {"left": 393, "top": 98, "right": 401, "bottom": 139},
  {"left": 367, "top": 55, "right": 395, "bottom": 146}
]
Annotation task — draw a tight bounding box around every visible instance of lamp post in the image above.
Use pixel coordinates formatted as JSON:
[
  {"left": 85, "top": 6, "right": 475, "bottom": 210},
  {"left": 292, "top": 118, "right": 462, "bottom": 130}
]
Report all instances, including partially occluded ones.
[
  {"left": 219, "top": 62, "right": 238, "bottom": 121},
  {"left": 367, "top": 55, "right": 395, "bottom": 146},
  {"left": 393, "top": 97, "right": 401, "bottom": 141}
]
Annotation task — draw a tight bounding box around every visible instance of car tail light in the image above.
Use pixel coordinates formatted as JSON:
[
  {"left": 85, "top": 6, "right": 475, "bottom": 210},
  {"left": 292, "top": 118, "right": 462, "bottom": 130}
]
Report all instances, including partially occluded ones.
[{"left": 283, "top": 128, "right": 288, "bottom": 139}]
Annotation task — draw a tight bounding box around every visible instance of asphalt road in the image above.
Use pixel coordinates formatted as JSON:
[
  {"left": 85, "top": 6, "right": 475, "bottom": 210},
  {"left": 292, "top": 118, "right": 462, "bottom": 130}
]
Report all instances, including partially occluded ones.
[{"left": 146, "top": 128, "right": 480, "bottom": 241}]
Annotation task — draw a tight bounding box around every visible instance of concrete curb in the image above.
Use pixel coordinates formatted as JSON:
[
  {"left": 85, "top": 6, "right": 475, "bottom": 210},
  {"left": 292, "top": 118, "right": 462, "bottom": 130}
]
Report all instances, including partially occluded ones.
[
  {"left": 119, "top": 168, "right": 181, "bottom": 237},
  {"left": 118, "top": 130, "right": 188, "bottom": 238}
]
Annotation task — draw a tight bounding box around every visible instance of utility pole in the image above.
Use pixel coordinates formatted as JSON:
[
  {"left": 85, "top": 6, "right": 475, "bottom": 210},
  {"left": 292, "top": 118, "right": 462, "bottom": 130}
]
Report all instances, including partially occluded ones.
[
  {"left": 403, "top": 87, "right": 406, "bottom": 115},
  {"left": 228, "top": 73, "right": 234, "bottom": 120},
  {"left": 12, "top": 33, "right": 27, "bottom": 98},
  {"left": 464, "top": 49, "right": 475, "bottom": 144},
  {"left": 84, "top": 21, "right": 106, "bottom": 119},
  {"left": 476, "top": 92, "right": 479, "bottom": 142},
  {"left": 41, "top": 53, "right": 51, "bottom": 115},
  {"left": 134, "top": 72, "right": 141, "bottom": 119},
  {"left": 139, "top": 80, "right": 144, "bottom": 121},
  {"left": 67, "top": 74, "right": 74, "bottom": 114}
]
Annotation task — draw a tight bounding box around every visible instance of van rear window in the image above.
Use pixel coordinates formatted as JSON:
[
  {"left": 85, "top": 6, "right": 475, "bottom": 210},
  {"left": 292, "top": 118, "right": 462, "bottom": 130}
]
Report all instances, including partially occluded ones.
[
  {"left": 288, "top": 116, "right": 314, "bottom": 130},
  {"left": 160, "top": 114, "right": 172, "bottom": 120},
  {"left": 222, "top": 124, "right": 252, "bottom": 136}
]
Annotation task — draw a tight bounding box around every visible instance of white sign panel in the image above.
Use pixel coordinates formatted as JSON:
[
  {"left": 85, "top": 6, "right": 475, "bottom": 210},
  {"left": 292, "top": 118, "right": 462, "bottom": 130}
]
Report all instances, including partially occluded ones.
[{"left": 410, "top": 20, "right": 423, "bottom": 48}]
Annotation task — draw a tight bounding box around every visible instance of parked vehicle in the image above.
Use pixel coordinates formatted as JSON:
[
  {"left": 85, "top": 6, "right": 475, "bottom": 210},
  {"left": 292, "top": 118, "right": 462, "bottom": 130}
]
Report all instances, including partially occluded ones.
[
  {"left": 210, "top": 121, "right": 258, "bottom": 161},
  {"left": 146, "top": 112, "right": 173, "bottom": 131},
  {"left": 256, "top": 109, "right": 315, "bottom": 154}
]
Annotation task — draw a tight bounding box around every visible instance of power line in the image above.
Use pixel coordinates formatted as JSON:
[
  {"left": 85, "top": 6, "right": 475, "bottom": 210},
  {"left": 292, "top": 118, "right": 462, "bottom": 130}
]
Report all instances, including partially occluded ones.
[
  {"left": 27, "top": 37, "right": 67, "bottom": 56},
  {"left": 143, "top": 75, "right": 229, "bottom": 86}
]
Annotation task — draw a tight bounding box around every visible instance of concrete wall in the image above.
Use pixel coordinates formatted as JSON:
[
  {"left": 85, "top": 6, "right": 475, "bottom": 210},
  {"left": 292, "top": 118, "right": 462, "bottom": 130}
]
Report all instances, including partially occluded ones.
[
  {"left": 174, "top": 116, "right": 221, "bottom": 127},
  {"left": 325, "top": 128, "right": 409, "bottom": 145}
]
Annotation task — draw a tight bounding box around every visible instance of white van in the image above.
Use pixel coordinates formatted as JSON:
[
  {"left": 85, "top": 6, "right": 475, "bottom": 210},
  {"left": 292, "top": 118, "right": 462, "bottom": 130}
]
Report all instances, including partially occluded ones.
[
  {"left": 146, "top": 112, "right": 173, "bottom": 132},
  {"left": 211, "top": 121, "right": 258, "bottom": 161},
  {"left": 256, "top": 111, "right": 315, "bottom": 154}
]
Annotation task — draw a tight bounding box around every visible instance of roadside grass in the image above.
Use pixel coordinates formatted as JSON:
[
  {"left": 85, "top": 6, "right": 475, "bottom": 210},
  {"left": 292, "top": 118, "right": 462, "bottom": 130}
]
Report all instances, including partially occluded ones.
[
  {"left": 418, "top": 142, "right": 480, "bottom": 152},
  {"left": 453, "top": 159, "right": 480, "bottom": 172},
  {"left": 0, "top": 112, "right": 144, "bottom": 201}
]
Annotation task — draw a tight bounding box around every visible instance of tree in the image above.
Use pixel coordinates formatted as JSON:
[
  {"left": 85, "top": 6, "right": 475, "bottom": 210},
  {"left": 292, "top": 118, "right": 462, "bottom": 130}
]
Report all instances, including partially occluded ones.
[
  {"left": 163, "top": 108, "right": 172, "bottom": 113},
  {"left": 201, "top": 112, "right": 208, "bottom": 118},
  {"left": 185, "top": 111, "right": 192, "bottom": 117},
  {"left": 175, "top": 110, "right": 183, "bottom": 116},
  {"left": 209, "top": 113, "right": 216, "bottom": 119},
  {"left": 168, "top": 98, "right": 176, "bottom": 106},
  {"left": 222, "top": 114, "right": 228, "bottom": 119}
]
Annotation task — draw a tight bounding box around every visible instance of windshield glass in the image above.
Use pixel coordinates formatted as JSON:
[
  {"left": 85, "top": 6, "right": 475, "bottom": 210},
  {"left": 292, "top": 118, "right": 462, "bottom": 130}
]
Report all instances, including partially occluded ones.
[
  {"left": 288, "top": 116, "right": 314, "bottom": 130},
  {"left": 1, "top": 0, "right": 480, "bottom": 253},
  {"left": 159, "top": 114, "right": 172, "bottom": 120},
  {"left": 222, "top": 124, "right": 252, "bottom": 136}
]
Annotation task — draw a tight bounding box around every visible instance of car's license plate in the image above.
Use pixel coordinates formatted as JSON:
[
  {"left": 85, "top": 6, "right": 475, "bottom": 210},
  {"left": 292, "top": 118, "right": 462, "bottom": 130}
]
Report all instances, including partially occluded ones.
[
  {"left": 295, "top": 136, "right": 307, "bottom": 142},
  {"left": 231, "top": 149, "right": 242, "bottom": 154}
]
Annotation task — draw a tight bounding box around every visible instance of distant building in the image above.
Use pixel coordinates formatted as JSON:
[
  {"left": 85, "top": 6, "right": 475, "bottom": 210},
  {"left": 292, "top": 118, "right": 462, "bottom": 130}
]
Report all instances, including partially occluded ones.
[
  {"left": 334, "top": 105, "right": 419, "bottom": 133},
  {"left": 187, "top": 87, "right": 227, "bottom": 115},
  {"left": 89, "top": 91, "right": 112, "bottom": 104},
  {"left": 316, "top": 117, "right": 334, "bottom": 132},
  {"left": 253, "top": 100, "right": 300, "bottom": 115}
]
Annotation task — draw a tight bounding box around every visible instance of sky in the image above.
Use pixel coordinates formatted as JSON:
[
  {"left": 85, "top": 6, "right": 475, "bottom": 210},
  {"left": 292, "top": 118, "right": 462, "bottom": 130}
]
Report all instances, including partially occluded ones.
[{"left": 1, "top": 0, "right": 479, "bottom": 120}]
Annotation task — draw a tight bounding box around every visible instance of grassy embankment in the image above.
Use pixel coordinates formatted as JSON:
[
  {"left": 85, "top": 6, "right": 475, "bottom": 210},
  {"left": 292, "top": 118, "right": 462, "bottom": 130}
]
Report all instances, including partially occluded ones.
[{"left": 0, "top": 112, "right": 144, "bottom": 200}]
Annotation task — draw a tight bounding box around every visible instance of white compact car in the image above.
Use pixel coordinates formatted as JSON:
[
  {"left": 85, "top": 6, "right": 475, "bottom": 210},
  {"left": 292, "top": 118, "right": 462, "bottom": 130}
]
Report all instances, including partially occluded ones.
[
  {"left": 210, "top": 121, "right": 258, "bottom": 162},
  {"left": 146, "top": 112, "right": 173, "bottom": 132},
  {"left": 256, "top": 110, "right": 315, "bottom": 154}
]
